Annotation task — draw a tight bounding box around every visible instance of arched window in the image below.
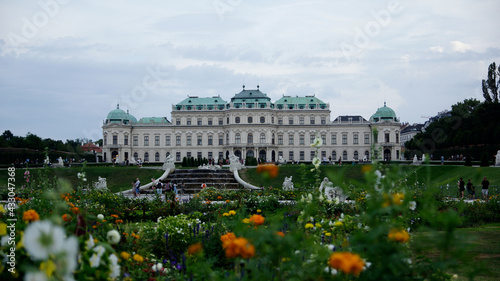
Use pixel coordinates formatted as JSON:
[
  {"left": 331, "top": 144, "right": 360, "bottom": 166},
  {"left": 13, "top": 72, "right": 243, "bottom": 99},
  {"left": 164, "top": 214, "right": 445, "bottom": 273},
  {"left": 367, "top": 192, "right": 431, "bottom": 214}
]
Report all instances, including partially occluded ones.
[
  {"left": 235, "top": 117, "right": 240, "bottom": 123},
  {"left": 342, "top": 151, "right": 348, "bottom": 161},
  {"left": 155, "top": 152, "right": 160, "bottom": 161},
  {"left": 133, "top": 152, "right": 138, "bottom": 159},
  {"left": 144, "top": 152, "right": 149, "bottom": 161},
  {"left": 364, "top": 150, "right": 370, "bottom": 160},
  {"left": 260, "top": 116, "right": 265, "bottom": 123},
  {"left": 248, "top": 116, "right": 253, "bottom": 123},
  {"left": 235, "top": 133, "right": 241, "bottom": 144},
  {"left": 260, "top": 133, "right": 266, "bottom": 144},
  {"left": 354, "top": 151, "right": 358, "bottom": 160},
  {"left": 331, "top": 151, "right": 336, "bottom": 161},
  {"left": 247, "top": 133, "right": 253, "bottom": 144}
]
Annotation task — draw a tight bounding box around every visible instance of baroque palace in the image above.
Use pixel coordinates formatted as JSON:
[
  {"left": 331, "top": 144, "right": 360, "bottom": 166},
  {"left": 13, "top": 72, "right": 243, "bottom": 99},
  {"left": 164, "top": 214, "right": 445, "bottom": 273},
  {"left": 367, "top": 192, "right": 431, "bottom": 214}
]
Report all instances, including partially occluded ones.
[{"left": 102, "top": 86, "right": 402, "bottom": 164}]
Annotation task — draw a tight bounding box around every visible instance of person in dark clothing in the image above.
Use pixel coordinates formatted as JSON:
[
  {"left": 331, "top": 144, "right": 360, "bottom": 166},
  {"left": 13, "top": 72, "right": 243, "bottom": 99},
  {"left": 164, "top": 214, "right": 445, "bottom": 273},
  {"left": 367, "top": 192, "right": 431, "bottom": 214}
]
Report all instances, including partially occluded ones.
[
  {"left": 458, "top": 178, "right": 465, "bottom": 198},
  {"left": 466, "top": 179, "right": 474, "bottom": 199},
  {"left": 481, "top": 177, "right": 490, "bottom": 201}
]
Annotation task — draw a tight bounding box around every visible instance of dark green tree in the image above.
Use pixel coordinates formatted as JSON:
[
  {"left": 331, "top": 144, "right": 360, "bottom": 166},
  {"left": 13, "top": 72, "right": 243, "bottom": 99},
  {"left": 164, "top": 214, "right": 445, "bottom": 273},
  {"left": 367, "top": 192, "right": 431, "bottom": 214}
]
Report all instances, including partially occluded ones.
[{"left": 482, "top": 62, "right": 499, "bottom": 103}]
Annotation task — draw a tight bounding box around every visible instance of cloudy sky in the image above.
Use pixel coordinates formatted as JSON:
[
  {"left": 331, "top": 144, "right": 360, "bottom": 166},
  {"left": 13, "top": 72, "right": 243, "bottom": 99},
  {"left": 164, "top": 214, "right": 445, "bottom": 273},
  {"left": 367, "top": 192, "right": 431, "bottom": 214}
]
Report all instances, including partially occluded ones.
[{"left": 1, "top": 0, "right": 499, "bottom": 141}]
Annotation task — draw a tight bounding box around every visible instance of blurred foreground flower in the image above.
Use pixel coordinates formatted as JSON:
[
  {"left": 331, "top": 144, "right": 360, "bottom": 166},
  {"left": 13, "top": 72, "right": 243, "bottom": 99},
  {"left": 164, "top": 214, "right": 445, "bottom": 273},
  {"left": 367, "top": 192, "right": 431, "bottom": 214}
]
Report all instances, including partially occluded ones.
[
  {"left": 223, "top": 237, "right": 255, "bottom": 259},
  {"left": 388, "top": 228, "right": 410, "bottom": 243},
  {"left": 256, "top": 163, "right": 279, "bottom": 179},
  {"left": 328, "top": 252, "right": 365, "bottom": 276}
]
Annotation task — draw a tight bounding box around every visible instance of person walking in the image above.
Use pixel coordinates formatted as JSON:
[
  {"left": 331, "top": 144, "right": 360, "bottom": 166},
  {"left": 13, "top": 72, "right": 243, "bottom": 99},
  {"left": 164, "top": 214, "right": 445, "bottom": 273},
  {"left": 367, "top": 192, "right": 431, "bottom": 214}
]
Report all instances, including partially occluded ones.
[
  {"left": 481, "top": 177, "right": 490, "bottom": 201},
  {"left": 466, "top": 179, "right": 474, "bottom": 199},
  {"left": 135, "top": 178, "right": 141, "bottom": 197},
  {"left": 132, "top": 180, "right": 137, "bottom": 198},
  {"left": 458, "top": 178, "right": 465, "bottom": 198}
]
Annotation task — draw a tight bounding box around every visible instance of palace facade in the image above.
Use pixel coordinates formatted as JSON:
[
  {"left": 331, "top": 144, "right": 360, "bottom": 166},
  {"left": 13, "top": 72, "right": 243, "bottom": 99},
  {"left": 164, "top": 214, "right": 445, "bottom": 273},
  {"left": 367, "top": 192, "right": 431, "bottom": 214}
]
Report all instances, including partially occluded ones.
[{"left": 102, "top": 87, "right": 402, "bottom": 163}]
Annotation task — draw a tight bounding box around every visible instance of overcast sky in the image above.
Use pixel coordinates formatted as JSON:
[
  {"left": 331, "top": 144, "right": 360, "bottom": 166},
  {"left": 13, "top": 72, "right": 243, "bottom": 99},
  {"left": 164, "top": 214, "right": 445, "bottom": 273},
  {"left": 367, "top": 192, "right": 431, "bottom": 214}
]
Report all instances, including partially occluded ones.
[{"left": 1, "top": 0, "right": 499, "bottom": 141}]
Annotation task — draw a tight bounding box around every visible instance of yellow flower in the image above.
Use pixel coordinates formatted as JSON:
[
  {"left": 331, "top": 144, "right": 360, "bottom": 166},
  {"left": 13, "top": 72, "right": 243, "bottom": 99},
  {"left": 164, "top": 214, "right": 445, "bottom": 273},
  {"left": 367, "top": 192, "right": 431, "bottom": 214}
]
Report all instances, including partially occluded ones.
[
  {"left": 228, "top": 210, "right": 236, "bottom": 216},
  {"left": 133, "top": 254, "right": 144, "bottom": 263},
  {"left": 334, "top": 221, "right": 343, "bottom": 226},
  {"left": 328, "top": 252, "right": 365, "bottom": 276},
  {"left": 388, "top": 228, "right": 410, "bottom": 243},
  {"left": 0, "top": 204, "right": 6, "bottom": 213},
  {"left": 305, "top": 223, "right": 314, "bottom": 229},
  {"left": 223, "top": 213, "right": 230, "bottom": 217},
  {"left": 0, "top": 223, "right": 6, "bottom": 236},
  {"left": 315, "top": 223, "right": 322, "bottom": 228},
  {"left": 242, "top": 218, "right": 250, "bottom": 224},
  {"left": 40, "top": 260, "right": 56, "bottom": 278},
  {"left": 325, "top": 232, "right": 332, "bottom": 237},
  {"left": 256, "top": 209, "right": 262, "bottom": 213},
  {"left": 120, "top": 252, "right": 131, "bottom": 260}
]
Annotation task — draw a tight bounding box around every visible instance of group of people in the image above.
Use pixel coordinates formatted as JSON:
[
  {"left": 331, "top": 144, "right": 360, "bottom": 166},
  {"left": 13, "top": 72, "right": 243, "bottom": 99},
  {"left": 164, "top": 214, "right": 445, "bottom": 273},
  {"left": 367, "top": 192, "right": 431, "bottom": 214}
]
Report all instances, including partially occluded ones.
[
  {"left": 458, "top": 177, "right": 490, "bottom": 201},
  {"left": 131, "top": 178, "right": 183, "bottom": 198}
]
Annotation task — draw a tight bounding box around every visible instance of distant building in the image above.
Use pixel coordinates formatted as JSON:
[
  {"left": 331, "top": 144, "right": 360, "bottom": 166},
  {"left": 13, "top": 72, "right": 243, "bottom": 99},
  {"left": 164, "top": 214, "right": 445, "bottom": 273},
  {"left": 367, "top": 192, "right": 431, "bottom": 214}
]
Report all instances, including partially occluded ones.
[
  {"left": 423, "top": 110, "right": 451, "bottom": 132},
  {"left": 81, "top": 142, "right": 102, "bottom": 154},
  {"left": 400, "top": 123, "right": 424, "bottom": 146},
  {"left": 102, "top": 87, "right": 402, "bottom": 163}
]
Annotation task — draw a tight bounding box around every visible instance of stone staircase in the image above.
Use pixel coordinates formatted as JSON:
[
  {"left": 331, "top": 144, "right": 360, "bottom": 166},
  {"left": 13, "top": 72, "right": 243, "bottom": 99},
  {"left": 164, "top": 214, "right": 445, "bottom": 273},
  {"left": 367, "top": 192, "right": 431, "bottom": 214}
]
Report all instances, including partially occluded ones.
[{"left": 141, "top": 169, "right": 241, "bottom": 194}]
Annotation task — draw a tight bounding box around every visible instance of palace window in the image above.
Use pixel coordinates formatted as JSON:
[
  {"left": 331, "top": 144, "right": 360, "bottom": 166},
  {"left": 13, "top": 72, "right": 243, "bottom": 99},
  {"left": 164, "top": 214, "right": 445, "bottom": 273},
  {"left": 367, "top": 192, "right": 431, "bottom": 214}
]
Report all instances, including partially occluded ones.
[
  {"left": 144, "top": 136, "right": 149, "bottom": 146},
  {"left": 354, "top": 151, "right": 359, "bottom": 160},
  {"left": 187, "top": 136, "right": 192, "bottom": 146},
  {"left": 288, "top": 134, "right": 294, "bottom": 145},
  {"left": 260, "top": 133, "right": 266, "bottom": 144},
  {"left": 332, "top": 151, "right": 337, "bottom": 160},
  {"left": 208, "top": 118, "right": 213, "bottom": 125},
  {"left": 187, "top": 118, "right": 191, "bottom": 125},
  {"left": 396, "top": 133, "right": 399, "bottom": 143},
  {"left": 208, "top": 152, "right": 213, "bottom": 159},
  {"left": 155, "top": 136, "right": 160, "bottom": 146},
  {"left": 133, "top": 136, "right": 138, "bottom": 146},
  {"left": 321, "top": 135, "right": 326, "bottom": 146},
  {"left": 235, "top": 133, "right": 241, "bottom": 144},
  {"left": 310, "top": 135, "right": 315, "bottom": 145},
  {"left": 289, "top": 151, "right": 294, "bottom": 161},
  {"left": 235, "top": 117, "right": 240, "bottom": 124},
  {"left": 197, "top": 118, "right": 202, "bottom": 125},
  {"left": 248, "top": 133, "right": 253, "bottom": 144},
  {"left": 176, "top": 119, "right": 180, "bottom": 125},
  {"left": 364, "top": 134, "right": 370, "bottom": 144},
  {"left": 342, "top": 134, "right": 347, "bottom": 145},
  {"left": 208, "top": 135, "right": 213, "bottom": 145},
  {"left": 321, "top": 117, "right": 326, "bottom": 124},
  {"left": 310, "top": 116, "right": 315, "bottom": 124},
  {"left": 176, "top": 152, "right": 181, "bottom": 161},
  {"left": 278, "top": 118, "right": 283, "bottom": 125},
  {"left": 385, "top": 133, "right": 390, "bottom": 143},
  {"left": 155, "top": 152, "right": 160, "bottom": 161},
  {"left": 278, "top": 135, "right": 283, "bottom": 145},
  {"left": 133, "top": 152, "right": 138, "bottom": 159},
  {"left": 197, "top": 152, "right": 202, "bottom": 159},
  {"left": 124, "top": 135, "right": 128, "bottom": 145},
  {"left": 197, "top": 135, "right": 202, "bottom": 146},
  {"left": 144, "top": 152, "right": 149, "bottom": 162},
  {"left": 343, "top": 151, "right": 348, "bottom": 161},
  {"left": 219, "top": 118, "right": 223, "bottom": 125},
  {"left": 289, "top": 117, "right": 293, "bottom": 125},
  {"left": 166, "top": 136, "right": 171, "bottom": 146},
  {"left": 310, "top": 151, "right": 315, "bottom": 160},
  {"left": 331, "top": 135, "right": 337, "bottom": 145},
  {"left": 299, "top": 117, "right": 304, "bottom": 125},
  {"left": 260, "top": 116, "right": 265, "bottom": 123},
  {"left": 300, "top": 151, "right": 305, "bottom": 160},
  {"left": 113, "top": 135, "right": 117, "bottom": 145},
  {"left": 248, "top": 116, "right": 253, "bottom": 123},
  {"left": 299, "top": 134, "right": 305, "bottom": 145},
  {"left": 353, "top": 134, "right": 358, "bottom": 145},
  {"left": 176, "top": 136, "right": 181, "bottom": 146},
  {"left": 219, "top": 135, "right": 223, "bottom": 145}
]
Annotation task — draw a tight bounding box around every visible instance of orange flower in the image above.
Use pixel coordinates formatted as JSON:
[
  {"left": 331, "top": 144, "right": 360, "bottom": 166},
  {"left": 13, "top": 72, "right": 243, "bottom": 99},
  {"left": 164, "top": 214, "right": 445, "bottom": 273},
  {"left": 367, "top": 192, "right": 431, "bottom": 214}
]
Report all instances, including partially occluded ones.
[
  {"left": 256, "top": 164, "right": 279, "bottom": 179},
  {"left": 111, "top": 214, "right": 119, "bottom": 218},
  {"left": 217, "top": 196, "right": 223, "bottom": 200},
  {"left": 226, "top": 199, "right": 230, "bottom": 203},
  {"left": 115, "top": 219, "right": 124, "bottom": 224},
  {"left": 23, "top": 209, "right": 40, "bottom": 222},
  {"left": 62, "top": 214, "right": 72, "bottom": 222},
  {"left": 276, "top": 231, "right": 285, "bottom": 237},
  {"left": 223, "top": 237, "right": 255, "bottom": 259},
  {"left": 249, "top": 214, "right": 265, "bottom": 226},
  {"left": 388, "top": 228, "right": 410, "bottom": 243},
  {"left": 220, "top": 232, "right": 236, "bottom": 243},
  {"left": 70, "top": 207, "right": 80, "bottom": 214},
  {"left": 68, "top": 202, "right": 75, "bottom": 208},
  {"left": 382, "top": 193, "right": 405, "bottom": 207},
  {"left": 187, "top": 242, "right": 203, "bottom": 256},
  {"left": 132, "top": 254, "right": 144, "bottom": 263},
  {"left": 328, "top": 252, "right": 365, "bottom": 276}
]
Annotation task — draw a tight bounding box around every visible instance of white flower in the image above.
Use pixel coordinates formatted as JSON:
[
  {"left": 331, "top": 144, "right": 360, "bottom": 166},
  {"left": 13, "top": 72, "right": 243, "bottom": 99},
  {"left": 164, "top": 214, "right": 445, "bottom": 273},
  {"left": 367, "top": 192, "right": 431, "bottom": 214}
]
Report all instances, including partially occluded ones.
[
  {"left": 109, "top": 254, "right": 120, "bottom": 278},
  {"left": 312, "top": 157, "right": 321, "bottom": 168},
  {"left": 157, "top": 217, "right": 162, "bottom": 223},
  {"left": 326, "top": 244, "right": 335, "bottom": 251},
  {"left": 24, "top": 271, "right": 48, "bottom": 281},
  {"left": 319, "top": 194, "right": 324, "bottom": 202},
  {"left": 85, "top": 235, "right": 95, "bottom": 250},
  {"left": 106, "top": 230, "right": 121, "bottom": 245},
  {"left": 24, "top": 220, "right": 65, "bottom": 260},
  {"left": 409, "top": 201, "right": 417, "bottom": 211},
  {"left": 152, "top": 262, "right": 163, "bottom": 272},
  {"left": 89, "top": 253, "right": 101, "bottom": 268},
  {"left": 83, "top": 178, "right": 87, "bottom": 182},
  {"left": 310, "top": 137, "right": 322, "bottom": 148},
  {"left": 324, "top": 266, "right": 337, "bottom": 275},
  {"left": 93, "top": 245, "right": 106, "bottom": 257},
  {"left": 334, "top": 197, "right": 340, "bottom": 205},
  {"left": 97, "top": 214, "right": 104, "bottom": 220}
]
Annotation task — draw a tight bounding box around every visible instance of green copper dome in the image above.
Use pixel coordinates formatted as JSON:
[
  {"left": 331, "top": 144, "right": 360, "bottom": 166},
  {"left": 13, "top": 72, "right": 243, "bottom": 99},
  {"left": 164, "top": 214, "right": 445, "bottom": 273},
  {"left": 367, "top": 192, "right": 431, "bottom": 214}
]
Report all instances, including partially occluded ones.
[
  {"left": 370, "top": 102, "right": 398, "bottom": 122},
  {"left": 106, "top": 105, "right": 137, "bottom": 124}
]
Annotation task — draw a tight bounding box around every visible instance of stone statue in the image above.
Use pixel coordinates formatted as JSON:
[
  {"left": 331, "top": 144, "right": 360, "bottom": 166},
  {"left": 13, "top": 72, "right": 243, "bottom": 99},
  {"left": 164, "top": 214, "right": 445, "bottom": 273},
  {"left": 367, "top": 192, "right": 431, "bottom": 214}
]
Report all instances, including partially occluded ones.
[
  {"left": 53, "top": 157, "right": 64, "bottom": 167},
  {"left": 229, "top": 153, "right": 242, "bottom": 171},
  {"left": 282, "top": 176, "right": 294, "bottom": 191},
  {"left": 278, "top": 155, "right": 286, "bottom": 164},
  {"left": 413, "top": 154, "right": 418, "bottom": 163},
  {"left": 229, "top": 153, "right": 239, "bottom": 164},
  {"left": 319, "top": 177, "right": 347, "bottom": 201},
  {"left": 165, "top": 154, "right": 175, "bottom": 164},
  {"left": 162, "top": 154, "right": 176, "bottom": 170},
  {"left": 44, "top": 156, "right": 50, "bottom": 165},
  {"left": 496, "top": 150, "right": 500, "bottom": 166},
  {"left": 93, "top": 176, "right": 108, "bottom": 191},
  {"left": 421, "top": 154, "right": 426, "bottom": 162}
]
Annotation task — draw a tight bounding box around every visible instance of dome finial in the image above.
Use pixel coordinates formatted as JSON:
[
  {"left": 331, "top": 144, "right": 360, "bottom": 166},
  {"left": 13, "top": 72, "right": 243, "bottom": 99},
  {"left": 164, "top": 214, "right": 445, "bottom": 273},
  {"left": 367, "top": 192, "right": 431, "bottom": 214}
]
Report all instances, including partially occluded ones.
[
  {"left": 242, "top": 84, "right": 245, "bottom": 90},
  {"left": 257, "top": 84, "right": 259, "bottom": 89},
  {"left": 117, "top": 103, "right": 119, "bottom": 109},
  {"left": 384, "top": 101, "right": 386, "bottom": 107}
]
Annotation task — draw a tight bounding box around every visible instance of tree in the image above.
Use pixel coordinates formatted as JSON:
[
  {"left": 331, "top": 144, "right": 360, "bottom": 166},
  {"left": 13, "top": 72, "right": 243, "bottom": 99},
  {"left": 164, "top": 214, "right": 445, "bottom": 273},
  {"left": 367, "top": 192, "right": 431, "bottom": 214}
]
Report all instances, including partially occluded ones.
[
  {"left": 482, "top": 62, "right": 499, "bottom": 103},
  {"left": 2, "top": 130, "right": 14, "bottom": 141}
]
